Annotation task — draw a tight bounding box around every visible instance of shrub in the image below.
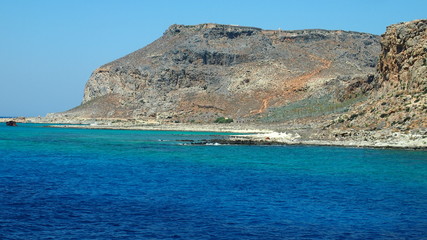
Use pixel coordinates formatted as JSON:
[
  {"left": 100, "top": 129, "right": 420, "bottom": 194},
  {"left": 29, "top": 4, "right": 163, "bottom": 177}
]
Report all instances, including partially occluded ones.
[{"left": 214, "top": 117, "right": 233, "bottom": 123}]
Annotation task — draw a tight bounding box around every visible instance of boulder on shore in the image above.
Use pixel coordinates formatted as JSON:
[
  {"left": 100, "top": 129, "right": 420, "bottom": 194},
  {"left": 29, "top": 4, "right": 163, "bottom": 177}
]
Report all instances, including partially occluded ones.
[{"left": 6, "top": 121, "right": 17, "bottom": 126}]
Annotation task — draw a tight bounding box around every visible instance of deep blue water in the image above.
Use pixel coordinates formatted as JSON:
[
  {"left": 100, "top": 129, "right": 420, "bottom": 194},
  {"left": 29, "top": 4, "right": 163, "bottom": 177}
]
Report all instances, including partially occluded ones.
[{"left": 1, "top": 124, "right": 426, "bottom": 239}]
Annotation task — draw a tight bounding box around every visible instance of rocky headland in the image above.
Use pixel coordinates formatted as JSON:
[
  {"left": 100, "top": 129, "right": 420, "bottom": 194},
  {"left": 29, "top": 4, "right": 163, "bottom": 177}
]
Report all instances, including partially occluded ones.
[{"left": 38, "top": 20, "right": 426, "bottom": 148}]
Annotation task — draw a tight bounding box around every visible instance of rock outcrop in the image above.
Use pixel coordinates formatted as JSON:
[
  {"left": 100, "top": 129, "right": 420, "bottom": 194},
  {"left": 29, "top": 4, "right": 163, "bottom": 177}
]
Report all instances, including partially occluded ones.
[
  {"left": 62, "top": 23, "right": 380, "bottom": 123},
  {"left": 332, "top": 19, "right": 427, "bottom": 132},
  {"left": 6, "top": 121, "right": 17, "bottom": 126}
]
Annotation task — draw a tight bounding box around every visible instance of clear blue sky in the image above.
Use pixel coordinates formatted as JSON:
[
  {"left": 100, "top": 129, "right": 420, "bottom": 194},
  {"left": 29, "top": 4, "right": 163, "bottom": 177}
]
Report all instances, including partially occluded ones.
[{"left": 1, "top": 0, "right": 426, "bottom": 117}]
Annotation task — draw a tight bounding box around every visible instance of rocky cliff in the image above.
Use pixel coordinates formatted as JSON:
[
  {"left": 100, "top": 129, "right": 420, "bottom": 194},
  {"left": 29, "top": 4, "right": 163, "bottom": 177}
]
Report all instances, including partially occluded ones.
[
  {"left": 331, "top": 19, "right": 426, "bottom": 132},
  {"left": 63, "top": 23, "right": 380, "bottom": 123}
]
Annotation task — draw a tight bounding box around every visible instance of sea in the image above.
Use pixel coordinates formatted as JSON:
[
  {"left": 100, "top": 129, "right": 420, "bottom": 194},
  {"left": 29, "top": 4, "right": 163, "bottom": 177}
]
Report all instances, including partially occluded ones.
[{"left": 1, "top": 123, "right": 426, "bottom": 239}]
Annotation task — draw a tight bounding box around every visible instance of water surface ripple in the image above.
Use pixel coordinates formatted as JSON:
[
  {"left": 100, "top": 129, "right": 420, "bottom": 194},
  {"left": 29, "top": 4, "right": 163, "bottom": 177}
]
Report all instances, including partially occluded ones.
[{"left": 1, "top": 124, "right": 426, "bottom": 239}]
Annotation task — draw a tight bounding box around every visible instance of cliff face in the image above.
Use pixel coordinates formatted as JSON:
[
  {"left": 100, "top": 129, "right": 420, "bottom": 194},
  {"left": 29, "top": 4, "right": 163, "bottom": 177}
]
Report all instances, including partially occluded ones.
[
  {"left": 65, "top": 23, "right": 380, "bottom": 122},
  {"left": 333, "top": 20, "right": 426, "bottom": 131},
  {"left": 378, "top": 20, "right": 426, "bottom": 92}
]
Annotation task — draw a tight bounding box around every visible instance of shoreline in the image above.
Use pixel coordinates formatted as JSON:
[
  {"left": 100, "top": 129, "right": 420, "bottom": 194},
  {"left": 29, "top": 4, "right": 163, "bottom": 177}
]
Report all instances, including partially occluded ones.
[
  {"left": 214, "top": 135, "right": 427, "bottom": 150},
  {"left": 2, "top": 118, "right": 426, "bottom": 150},
  {"left": 44, "top": 123, "right": 427, "bottom": 150}
]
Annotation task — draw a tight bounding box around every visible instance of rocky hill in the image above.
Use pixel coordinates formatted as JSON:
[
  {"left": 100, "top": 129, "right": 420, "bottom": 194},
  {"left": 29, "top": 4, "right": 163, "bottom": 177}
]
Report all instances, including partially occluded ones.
[
  {"left": 61, "top": 23, "right": 380, "bottom": 123},
  {"left": 330, "top": 19, "right": 426, "bottom": 133}
]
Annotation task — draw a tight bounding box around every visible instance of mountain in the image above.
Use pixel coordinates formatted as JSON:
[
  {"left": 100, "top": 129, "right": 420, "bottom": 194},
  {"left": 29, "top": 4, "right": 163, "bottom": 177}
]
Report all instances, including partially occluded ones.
[{"left": 61, "top": 23, "right": 380, "bottom": 123}]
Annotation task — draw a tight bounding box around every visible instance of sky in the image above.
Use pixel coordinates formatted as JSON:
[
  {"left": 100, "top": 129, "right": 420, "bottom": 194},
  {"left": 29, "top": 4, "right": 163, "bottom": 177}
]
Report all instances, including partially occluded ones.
[{"left": 1, "top": 0, "right": 426, "bottom": 117}]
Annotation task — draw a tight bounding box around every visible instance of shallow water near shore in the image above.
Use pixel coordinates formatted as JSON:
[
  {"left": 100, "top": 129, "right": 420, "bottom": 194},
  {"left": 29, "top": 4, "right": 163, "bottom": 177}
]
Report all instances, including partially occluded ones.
[{"left": 1, "top": 124, "right": 426, "bottom": 239}]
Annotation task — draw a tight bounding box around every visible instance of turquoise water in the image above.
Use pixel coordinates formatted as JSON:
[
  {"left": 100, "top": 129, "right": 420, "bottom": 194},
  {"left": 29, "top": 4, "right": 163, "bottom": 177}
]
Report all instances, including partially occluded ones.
[{"left": 1, "top": 124, "right": 426, "bottom": 239}]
